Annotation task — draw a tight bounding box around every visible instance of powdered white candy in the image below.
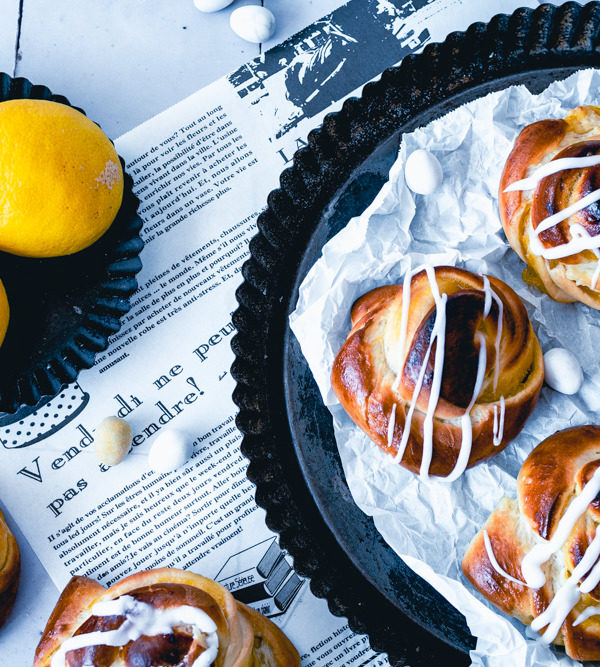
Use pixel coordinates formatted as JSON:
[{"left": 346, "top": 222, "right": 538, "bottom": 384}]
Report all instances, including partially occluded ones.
[
  {"left": 229, "top": 6, "right": 276, "bottom": 43},
  {"left": 148, "top": 430, "right": 193, "bottom": 473},
  {"left": 193, "top": 0, "right": 234, "bottom": 12},
  {"left": 404, "top": 149, "right": 443, "bottom": 195},
  {"left": 543, "top": 347, "right": 583, "bottom": 395},
  {"left": 95, "top": 417, "right": 132, "bottom": 466}
]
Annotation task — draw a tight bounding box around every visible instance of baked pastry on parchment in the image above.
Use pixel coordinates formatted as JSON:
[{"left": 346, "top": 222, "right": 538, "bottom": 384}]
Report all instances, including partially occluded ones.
[
  {"left": 331, "top": 266, "right": 543, "bottom": 480},
  {"left": 463, "top": 426, "right": 600, "bottom": 661},
  {"left": 0, "top": 508, "right": 19, "bottom": 628},
  {"left": 499, "top": 105, "right": 600, "bottom": 309},
  {"left": 34, "top": 567, "right": 299, "bottom": 667}
]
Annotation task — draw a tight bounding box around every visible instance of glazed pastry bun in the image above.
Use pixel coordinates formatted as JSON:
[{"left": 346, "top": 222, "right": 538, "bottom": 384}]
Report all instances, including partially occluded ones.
[
  {"left": 0, "top": 508, "right": 20, "bottom": 628},
  {"left": 499, "top": 105, "right": 600, "bottom": 309},
  {"left": 463, "top": 426, "right": 600, "bottom": 661},
  {"left": 331, "top": 266, "right": 543, "bottom": 480},
  {"left": 34, "top": 567, "right": 300, "bottom": 667}
]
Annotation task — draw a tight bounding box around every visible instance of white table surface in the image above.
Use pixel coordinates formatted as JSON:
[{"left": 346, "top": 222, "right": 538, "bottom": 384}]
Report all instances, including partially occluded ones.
[{"left": 0, "top": 1, "right": 347, "bottom": 662}]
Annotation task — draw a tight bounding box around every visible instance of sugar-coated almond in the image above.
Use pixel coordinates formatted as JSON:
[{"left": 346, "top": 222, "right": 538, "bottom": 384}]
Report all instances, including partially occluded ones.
[
  {"left": 148, "top": 429, "right": 193, "bottom": 473},
  {"left": 404, "top": 149, "right": 443, "bottom": 195},
  {"left": 95, "top": 416, "right": 132, "bottom": 466},
  {"left": 230, "top": 6, "right": 276, "bottom": 43}
]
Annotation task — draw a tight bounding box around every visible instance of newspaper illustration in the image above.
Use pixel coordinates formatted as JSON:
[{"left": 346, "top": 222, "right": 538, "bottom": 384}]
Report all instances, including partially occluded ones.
[
  {"left": 216, "top": 537, "right": 304, "bottom": 617},
  {"left": 0, "top": 0, "right": 540, "bottom": 664},
  {"left": 0, "top": 381, "right": 89, "bottom": 449},
  {"left": 228, "top": 0, "right": 434, "bottom": 140}
]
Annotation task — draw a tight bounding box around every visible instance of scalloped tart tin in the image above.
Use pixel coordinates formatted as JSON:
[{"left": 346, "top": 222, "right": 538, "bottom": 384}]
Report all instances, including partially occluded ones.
[
  {"left": 231, "top": 3, "right": 600, "bottom": 664},
  {"left": 0, "top": 74, "right": 143, "bottom": 413}
]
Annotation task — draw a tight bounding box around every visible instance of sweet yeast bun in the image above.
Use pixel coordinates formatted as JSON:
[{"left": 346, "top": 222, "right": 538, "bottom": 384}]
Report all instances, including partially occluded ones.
[
  {"left": 0, "top": 508, "right": 19, "bottom": 628},
  {"left": 331, "top": 266, "right": 543, "bottom": 479},
  {"left": 34, "top": 567, "right": 299, "bottom": 667},
  {"left": 463, "top": 426, "right": 600, "bottom": 661},
  {"left": 499, "top": 105, "right": 600, "bottom": 309}
]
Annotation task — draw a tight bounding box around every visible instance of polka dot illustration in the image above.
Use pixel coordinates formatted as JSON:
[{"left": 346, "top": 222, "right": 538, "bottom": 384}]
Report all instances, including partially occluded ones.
[{"left": 0, "top": 382, "right": 90, "bottom": 449}]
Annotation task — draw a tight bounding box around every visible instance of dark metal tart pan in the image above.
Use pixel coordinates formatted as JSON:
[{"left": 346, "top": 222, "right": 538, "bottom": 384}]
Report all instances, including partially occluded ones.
[
  {"left": 231, "top": 3, "right": 600, "bottom": 665},
  {"left": 0, "top": 74, "right": 143, "bottom": 414}
]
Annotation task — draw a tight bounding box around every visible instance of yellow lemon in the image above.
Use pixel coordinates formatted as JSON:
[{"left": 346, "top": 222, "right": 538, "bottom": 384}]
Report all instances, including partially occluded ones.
[
  {"left": 0, "top": 99, "right": 123, "bottom": 257},
  {"left": 0, "top": 280, "right": 9, "bottom": 346}
]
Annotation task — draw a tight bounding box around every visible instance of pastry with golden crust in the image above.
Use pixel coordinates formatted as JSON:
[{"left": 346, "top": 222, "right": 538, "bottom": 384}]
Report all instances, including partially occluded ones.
[
  {"left": 0, "top": 508, "right": 19, "bottom": 628},
  {"left": 331, "top": 266, "right": 543, "bottom": 479},
  {"left": 463, "top": 426, "right": 600, "bottom": 661},
  {"left": 34, "top": 567, "right": 300, "bottom": 667},
  {"left": 499, "top": 105, "right": 600, "bottom": 309}
]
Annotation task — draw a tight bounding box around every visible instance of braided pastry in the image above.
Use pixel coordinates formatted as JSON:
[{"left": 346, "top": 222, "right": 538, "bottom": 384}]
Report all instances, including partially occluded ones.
[
  {"left": 34, "top": 567, "right": 299, "bottom": 667},
  {"left": 463, "top": 426, "right": 600, "bottom": 661},
  {"left": 331, "top": 266, "right": 543, "bottom": 479},
  {"left": 0, "top": 508, "right": 19, "bottom": 628},
  {"left": 499, "top": 105, "right": 600, "bottom": 309}
]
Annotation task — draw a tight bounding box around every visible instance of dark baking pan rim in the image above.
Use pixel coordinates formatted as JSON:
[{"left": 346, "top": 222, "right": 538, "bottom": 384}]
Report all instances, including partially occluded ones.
[{"left": 231, "top": 3, "right": 600, "bottom": 664}]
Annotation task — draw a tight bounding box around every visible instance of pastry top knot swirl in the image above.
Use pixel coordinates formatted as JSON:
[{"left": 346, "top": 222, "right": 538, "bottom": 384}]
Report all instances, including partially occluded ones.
[
  {"left": 499, "top": 105, "right": 600, "bottom": 309},
  {"left": 331, "top": 266, "right": 543, "bottom": 478}
]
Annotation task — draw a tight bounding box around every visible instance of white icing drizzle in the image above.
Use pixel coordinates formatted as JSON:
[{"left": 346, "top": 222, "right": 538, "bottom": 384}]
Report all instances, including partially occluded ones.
[
  {"left": 580, "top": 552, "right": 600, "bottom": 595},
  {"left": 482, "top": 529, "right": 534, "bottom": 588},
  {"left": 387, "top": 261, "right": 415, "bottom": 455},
  {"left": 592, "top": 260, "right": 600, "bottom": 290},
  {"left": 521, "top": 467, "right": 600, "bottom": 590},
  {"left": 50, "top": 595, "right": 219, "bottom": 667},
  {"left": 506, "top": 155, "right": 600, "bottom": 271},
  {"left": 503, "top": 155, "right": 600, "bottom": 192},
  {"left": 392, "top": 319, "right": 430, "bottom": 466},
  {"left": 571, "top": 223, "right": 600, "bottom": 289},
  {"left": 535, "top": 188, "right": 600, "bottom": 235},
  {"left": 482, "top": 275, "right": 493, "bottom": 317},
  {"left": 481, "top": 276, "right": 503, "bottom": 392},
  {"left": 490, "top": 293, "right": 503, "bottom": 394},
  {"left": 530, "top": 530, "right": 600, "bottom": 642},
  {"left": 442, "top": 332, "right": 487, "bottom": 483},
  {"left": 392, "top": 266, "right": 447, "bottom": 469},
  {"left": 483, "top": 466, "right": 600, "bottom": 642},
  {"left": 390, "top": 268, "right": 503, "bottom": 481},
  {"left": 387, "top": 403, "right": 397, "bottom": 449},
  {"left": 492, "top": 396, "right": 505, "bottom": 447},
  {"left": 571, "top": 222, "right": 600, "bottom": 256},
  {"left": 392, "top": 260, "right": 414, "bottom": 393},
  {"left": 418, "top": 265, "right": 447, "bottom": 480},
  {"left": 574, "top": 605, "right": 600, "bottom": 627},
  {"left": 529, "top": 223, "right": 600, "bottom": 260}
]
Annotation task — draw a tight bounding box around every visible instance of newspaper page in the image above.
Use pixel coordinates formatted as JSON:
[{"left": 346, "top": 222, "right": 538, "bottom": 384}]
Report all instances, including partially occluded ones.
[{"left": 0, "top": 0, "right": 537, "bottom": 664}]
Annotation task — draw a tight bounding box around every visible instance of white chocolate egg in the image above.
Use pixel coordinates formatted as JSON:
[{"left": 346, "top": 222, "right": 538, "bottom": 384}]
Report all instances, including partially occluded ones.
[
  {"left": 95, "top": 417, "right": 132, "bottom": 466},
  {"left": 148, "top": 429, "right": 193, "bottom": 473},
  {"left": 230, "top": 6, "right": 276, "bottom": 43},
  {"left": 543, "top": 347, "right": 583, "bottom": 395},
  {"left": 193, "top": 0, "right": 234, "bottom": 12},
  {"left": 404, "top": 149, "right": 443, "bottom": 195}
]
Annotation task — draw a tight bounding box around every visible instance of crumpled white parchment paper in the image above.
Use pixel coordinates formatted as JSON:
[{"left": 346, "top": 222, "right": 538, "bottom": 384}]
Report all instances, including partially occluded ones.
[{"left": 289, "top": 69, "right": 600, "bottom": 666}]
